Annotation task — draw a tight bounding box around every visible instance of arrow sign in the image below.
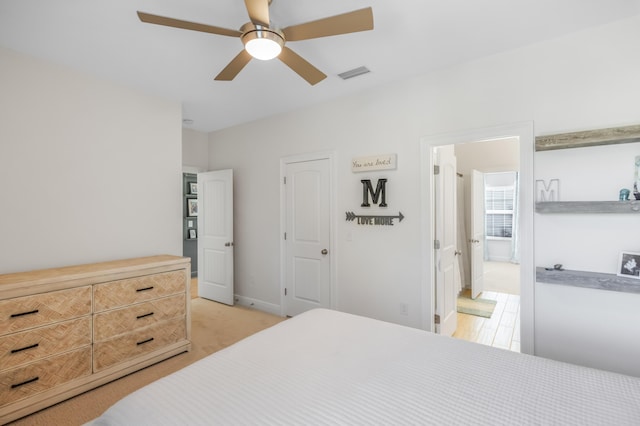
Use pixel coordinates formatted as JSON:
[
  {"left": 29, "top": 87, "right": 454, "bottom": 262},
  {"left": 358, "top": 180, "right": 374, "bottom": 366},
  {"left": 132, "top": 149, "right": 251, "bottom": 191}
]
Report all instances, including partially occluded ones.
[{"left": 345, "top": 211, "right": 405, "bottom": 226}]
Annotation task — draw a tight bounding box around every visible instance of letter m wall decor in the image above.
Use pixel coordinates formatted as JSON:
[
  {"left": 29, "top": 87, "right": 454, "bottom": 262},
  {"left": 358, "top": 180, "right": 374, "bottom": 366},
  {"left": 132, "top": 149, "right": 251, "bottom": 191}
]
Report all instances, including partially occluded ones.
[{"left": 361, "top": 179, "right": 387, "bottom": 207}]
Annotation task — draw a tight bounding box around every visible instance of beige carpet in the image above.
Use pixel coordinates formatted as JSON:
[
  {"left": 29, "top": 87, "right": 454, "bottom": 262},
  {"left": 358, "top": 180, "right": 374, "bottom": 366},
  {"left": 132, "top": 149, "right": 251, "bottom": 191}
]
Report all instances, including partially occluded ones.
[
  {"left": 10, "top": 299, "right": 285, "bottom": 426},
  {"left": 482, "top": 261, "right": 520, "bottom": 295}
]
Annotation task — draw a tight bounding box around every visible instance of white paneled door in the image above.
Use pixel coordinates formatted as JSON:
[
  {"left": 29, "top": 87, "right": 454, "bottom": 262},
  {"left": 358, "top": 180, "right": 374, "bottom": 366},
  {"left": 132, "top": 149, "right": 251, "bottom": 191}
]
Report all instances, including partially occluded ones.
[
  {"left": 434, "top": 146, "right": 457, "bottom": 336},
  {"left": 470, "top": 169, "right": 485, "bottom": 299},
  {"left": 197, "top": 169, "right": 234, "bottom": 305},
  {"left": 283, "top": 157, "right": 331, "bottom": 317}
]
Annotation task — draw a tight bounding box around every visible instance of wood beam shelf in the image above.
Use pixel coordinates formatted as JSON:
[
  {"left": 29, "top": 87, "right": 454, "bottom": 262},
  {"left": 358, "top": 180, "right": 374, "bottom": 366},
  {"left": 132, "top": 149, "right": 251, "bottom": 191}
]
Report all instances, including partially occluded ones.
[
  {"left": 536, "top": 201, "right": 640, "bottom": 214},
  {"left": 535, "top": 124, "right": 640, "bottom": 151},
  {"left": 536, "top": 267, "right": 640, "bottom": 295}
]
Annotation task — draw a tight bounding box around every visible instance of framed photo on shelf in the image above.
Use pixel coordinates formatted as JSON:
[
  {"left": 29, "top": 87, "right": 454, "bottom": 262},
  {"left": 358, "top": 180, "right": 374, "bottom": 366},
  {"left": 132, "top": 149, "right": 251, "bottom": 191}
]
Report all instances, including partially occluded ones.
[
  {"left": 189, "top": 182, "right": 198, "bottom": 195},
  {"left": 187, "top": 199, "right": 198, "bottom": 217},
  {"left": 618, "top": 251, "right": 640, "bottom": 279},
  {"left": 189, "top": 229, "right": 197, "bottom": 239}
]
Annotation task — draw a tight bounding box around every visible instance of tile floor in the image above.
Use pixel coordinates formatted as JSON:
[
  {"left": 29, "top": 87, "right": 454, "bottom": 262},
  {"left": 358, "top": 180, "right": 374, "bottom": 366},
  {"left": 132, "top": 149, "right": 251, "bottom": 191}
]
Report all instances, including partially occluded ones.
[
  {"left": 452, "top": 261, "right": 521, "bottom": 352},
  {"left": 453, "top": 288, "right": 521, "bottom": 352}
]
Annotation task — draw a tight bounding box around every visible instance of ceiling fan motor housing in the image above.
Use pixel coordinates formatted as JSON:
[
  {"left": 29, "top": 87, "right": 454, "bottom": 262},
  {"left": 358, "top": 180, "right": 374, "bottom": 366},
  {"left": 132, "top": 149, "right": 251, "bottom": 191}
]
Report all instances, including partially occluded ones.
[{"left": 240, "top": 23, "right": 285, "bottom": 60}]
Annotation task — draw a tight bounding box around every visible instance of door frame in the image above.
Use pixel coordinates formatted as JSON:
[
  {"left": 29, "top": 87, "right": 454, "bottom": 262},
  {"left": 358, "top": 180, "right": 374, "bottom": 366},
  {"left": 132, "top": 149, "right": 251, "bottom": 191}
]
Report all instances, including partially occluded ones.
[
  {"left": 279, "top": 151, "right": 337, "bottom": 316},
  {"left": 420, "top": 122, "right": 535, "bottom": 355}
]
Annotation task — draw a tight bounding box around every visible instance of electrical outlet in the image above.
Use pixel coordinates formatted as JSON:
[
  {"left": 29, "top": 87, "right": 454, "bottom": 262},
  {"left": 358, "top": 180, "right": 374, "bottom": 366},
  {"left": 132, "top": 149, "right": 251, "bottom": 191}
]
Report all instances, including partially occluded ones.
[{"left": 400, "top": 303, "right": 409, "bottom": 316}]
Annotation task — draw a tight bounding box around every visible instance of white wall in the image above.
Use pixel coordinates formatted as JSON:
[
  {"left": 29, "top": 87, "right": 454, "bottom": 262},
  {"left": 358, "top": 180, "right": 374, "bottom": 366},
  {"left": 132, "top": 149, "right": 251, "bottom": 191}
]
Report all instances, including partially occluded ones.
[
  {"left": 208, "top": 15, "right": 640, "bottom": 374},
  {"left": 182, "top": 128, "right": 209, "bottom": 172},
  {"left": 0, "top": 47, "right": 183, "bottom": 273},
  {"left": 455, "top": 139, "right": 520, "bottom": 177}
]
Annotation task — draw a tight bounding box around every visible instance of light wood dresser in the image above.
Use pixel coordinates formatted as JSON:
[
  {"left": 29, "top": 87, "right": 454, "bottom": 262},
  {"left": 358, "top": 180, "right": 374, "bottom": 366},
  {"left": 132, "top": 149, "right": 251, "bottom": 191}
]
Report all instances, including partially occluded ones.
[{"left": 0, "top": 255, "right": 191, "bottom": 424}]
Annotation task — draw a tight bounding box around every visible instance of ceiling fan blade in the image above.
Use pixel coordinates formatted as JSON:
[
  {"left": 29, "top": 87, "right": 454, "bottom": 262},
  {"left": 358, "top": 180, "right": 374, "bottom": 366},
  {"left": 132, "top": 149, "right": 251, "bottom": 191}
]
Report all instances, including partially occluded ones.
[
  {"left": 278, "top": 47, "right": 326, "bottom": 86},
  {"left": 137, "top": 11, "right": 242, "bottom": 38},
  {"left": 214, "top": 50, "right": 253, "bottom": 81},
  {"left": 281, "top": 7, "right": 373, "bottom": 42},
  {"left": 244, "top": 0, "right": 270, "bottom": 26}
]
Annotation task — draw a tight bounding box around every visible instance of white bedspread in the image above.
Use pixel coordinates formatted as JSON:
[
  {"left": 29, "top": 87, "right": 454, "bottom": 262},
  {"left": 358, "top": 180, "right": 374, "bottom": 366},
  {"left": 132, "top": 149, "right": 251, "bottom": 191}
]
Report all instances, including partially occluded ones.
[{"left": 89, "top": 309, "right": 640, "bottom": 425}]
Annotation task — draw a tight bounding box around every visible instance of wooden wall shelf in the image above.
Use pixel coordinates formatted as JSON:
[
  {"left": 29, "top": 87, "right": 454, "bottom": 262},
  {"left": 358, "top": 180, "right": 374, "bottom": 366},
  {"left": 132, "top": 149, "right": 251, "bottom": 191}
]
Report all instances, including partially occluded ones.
[
  {"left": 535, "top": 124, "right": 640, "bottom": 151},
  {"left": 536, "top": 267, "right": 640, "bottom": 295},
  {"left": 536, "top": 201, "right": 640, "bottom": 214}
]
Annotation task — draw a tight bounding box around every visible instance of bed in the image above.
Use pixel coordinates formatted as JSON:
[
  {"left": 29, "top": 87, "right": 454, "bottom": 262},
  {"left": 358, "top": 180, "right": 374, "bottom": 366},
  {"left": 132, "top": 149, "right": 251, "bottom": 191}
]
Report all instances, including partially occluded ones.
[{"left": 88, "top": 308, "right": 640, "bottom": 425}]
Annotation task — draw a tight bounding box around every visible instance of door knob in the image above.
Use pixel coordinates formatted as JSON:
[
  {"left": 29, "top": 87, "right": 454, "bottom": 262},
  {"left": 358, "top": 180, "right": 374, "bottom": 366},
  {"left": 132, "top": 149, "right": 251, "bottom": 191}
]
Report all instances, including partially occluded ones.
[
  {"left": 455, "top": 251, "right": 462, "bottom": 256},
  {"left": 321, "top": 249, "right": 328, "bottom": 255}
]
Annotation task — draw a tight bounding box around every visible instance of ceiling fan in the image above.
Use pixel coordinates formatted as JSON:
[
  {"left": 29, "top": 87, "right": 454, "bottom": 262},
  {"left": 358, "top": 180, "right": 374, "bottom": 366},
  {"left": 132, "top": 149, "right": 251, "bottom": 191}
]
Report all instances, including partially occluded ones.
[{"left": 137, "top": 0, "right": 374, "bottom": 85}]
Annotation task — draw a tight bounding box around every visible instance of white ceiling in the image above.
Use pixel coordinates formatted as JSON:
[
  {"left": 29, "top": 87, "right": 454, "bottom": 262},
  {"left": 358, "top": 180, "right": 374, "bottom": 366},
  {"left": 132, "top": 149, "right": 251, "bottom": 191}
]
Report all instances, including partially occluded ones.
[{"left": 1, "top": 0, "right": 639, "bottom": 132}]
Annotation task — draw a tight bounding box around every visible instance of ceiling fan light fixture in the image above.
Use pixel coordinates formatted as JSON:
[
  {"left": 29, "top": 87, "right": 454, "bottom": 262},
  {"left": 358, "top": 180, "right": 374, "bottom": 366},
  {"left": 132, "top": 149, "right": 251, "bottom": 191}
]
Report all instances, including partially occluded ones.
[{"left": 241, "top": 24, "right": 284, "bottom": 61}]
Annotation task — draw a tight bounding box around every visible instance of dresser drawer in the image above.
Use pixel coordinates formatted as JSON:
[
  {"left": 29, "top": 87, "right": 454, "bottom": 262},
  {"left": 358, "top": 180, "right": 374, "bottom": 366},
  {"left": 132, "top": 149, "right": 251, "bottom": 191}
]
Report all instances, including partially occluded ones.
[
  {"left": 93, "top": 317, "right": 186, "bottom": 372},
  {"left": 94, "top": 294, "right": 186, "bottom": 341},
  {"left": 0, "top": 316, "right": 91, "bottom": 372},
  {"left": 0, "top": 286, "right": 92, "bottom": 335},
  {"left": 0, "top": 346, "right": 91, "bottom": 406},
  {"left": 93, "top": 270, "right": 185, "bottom": 312}
]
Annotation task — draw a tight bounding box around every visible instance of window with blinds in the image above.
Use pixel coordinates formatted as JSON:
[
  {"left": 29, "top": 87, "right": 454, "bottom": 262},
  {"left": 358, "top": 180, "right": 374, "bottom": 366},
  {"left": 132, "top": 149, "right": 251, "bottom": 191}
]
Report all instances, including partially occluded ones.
[{"left": 485, "top": 186, "right": 514, "bottom": 238}]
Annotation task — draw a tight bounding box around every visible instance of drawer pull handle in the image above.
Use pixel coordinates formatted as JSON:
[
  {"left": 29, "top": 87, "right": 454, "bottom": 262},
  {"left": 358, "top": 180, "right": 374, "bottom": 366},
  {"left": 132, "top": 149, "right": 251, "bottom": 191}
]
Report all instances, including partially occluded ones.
[
  {"left": 11, "top": 376, "right": 39, "bottom": 389},
  {"left": 11, "top": 343, "right": 39, "bottom": 354},
  {"left": 137, "top": 337, "right": 154, "bottom": 346},
  {"left": 10, "top": 309, "right": 39, "bottom": 318},
  {"left": 136, "top": 286, "right": 154, "bottom": 292},
  {"left": 136, "top": 312, "right": 154, "bottom": 320}
]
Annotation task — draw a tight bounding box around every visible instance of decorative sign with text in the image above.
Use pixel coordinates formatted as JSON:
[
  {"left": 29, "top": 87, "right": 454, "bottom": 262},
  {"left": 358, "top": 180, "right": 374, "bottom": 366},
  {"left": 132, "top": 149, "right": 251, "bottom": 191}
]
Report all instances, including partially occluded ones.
[
  {"left": 352, "top": 154, "right": 397, "bottom": 172},
  {"left": 345, "top": 211, "right": 404, "bottom": 226},
  {"left": 345, "top": 178, "right": 405, "bottom": 226}
]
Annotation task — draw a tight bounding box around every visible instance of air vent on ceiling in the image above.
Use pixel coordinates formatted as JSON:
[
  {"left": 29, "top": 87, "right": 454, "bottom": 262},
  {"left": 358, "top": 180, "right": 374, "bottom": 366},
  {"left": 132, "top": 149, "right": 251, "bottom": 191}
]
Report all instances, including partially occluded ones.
[{"left": 338, "top": 66, "right": 370, "bottom": 80}]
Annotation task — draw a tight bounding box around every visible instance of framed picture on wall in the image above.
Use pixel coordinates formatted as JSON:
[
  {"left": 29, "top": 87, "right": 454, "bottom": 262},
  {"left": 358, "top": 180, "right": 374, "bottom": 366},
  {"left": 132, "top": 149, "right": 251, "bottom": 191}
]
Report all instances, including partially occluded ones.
[
  {"left": 189, "top": 182, "right": 198, "bottom": 195},
  {"left": 189, "top": 229, "right": 197, "bottom": 239},
  {"left": 187, "top": 199, "right": 198, "bottom": 217},
  {"left": 618, "top": 251, "right": 640, "bottom": 279}
]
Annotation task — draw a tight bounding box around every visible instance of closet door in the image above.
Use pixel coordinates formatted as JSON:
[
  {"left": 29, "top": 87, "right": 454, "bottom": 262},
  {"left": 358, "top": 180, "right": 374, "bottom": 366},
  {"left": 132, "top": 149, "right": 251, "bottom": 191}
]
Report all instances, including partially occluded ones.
[{"left": 197, "top": 169, "right": 234, "bottom": 305}]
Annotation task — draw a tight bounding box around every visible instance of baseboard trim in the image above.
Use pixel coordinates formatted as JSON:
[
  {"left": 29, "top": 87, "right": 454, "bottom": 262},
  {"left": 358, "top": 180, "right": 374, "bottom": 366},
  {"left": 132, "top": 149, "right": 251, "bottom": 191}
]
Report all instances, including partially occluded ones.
[{"left": 234, "top": 295, "right": 281, "bottom": 316}]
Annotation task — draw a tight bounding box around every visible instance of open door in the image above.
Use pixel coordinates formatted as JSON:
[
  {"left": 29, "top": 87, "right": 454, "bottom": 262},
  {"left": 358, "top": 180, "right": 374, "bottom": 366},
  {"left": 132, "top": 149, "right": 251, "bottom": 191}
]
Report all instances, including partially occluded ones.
[
  {"left": 197, "top": 169, "right": 234, "bottom": 305},
  {"left": 470, "top": 169, "right": 485, "bottom": 299},
  {"left": 434, "top": 146, "right": 457, "bottom": 336}
]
